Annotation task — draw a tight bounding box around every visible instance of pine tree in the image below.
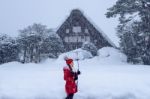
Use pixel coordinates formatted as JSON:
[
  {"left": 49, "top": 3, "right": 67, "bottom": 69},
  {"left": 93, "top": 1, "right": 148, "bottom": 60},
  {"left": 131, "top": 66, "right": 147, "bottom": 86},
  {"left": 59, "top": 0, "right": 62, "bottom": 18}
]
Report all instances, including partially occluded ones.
[
  {"left": 106, "top": 0, "right": 150, "bottom": 64},
  {"left": 40, "top": 34, "right": 64, "bottom": 58},
  {"left": 0, "top": 34, "right": 19, "bottom": 64}
]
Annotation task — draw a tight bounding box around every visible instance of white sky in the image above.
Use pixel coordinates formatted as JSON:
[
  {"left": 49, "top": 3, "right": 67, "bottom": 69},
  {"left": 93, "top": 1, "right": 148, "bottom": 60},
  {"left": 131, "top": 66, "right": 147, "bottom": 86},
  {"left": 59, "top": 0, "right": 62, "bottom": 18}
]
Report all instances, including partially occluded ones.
[{"left": 0, "top": 0, "right": 119, "bottom": 46}]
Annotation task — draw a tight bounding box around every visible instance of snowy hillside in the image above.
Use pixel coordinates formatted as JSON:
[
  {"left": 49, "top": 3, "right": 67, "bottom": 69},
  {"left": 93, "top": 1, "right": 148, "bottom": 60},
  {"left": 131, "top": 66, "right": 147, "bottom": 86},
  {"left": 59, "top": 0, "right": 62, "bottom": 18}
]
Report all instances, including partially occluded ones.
[{"left": 0, "top": 47, "right": 150, "bottom": 99}]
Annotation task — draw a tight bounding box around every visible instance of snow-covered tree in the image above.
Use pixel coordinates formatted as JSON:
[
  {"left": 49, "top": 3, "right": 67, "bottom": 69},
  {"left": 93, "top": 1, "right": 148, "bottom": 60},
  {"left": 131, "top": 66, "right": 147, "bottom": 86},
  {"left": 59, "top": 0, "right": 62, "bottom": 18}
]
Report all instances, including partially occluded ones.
[
  {"left": 0, "top": 34, "right": 19, "bottom": 64},
  {"left": 81, "top": 42, "right": 98, "bottom": 56},
  {"left": 106, "top": 0, "right": 150, "bottom": 64},
  {"left": 17, "top": 23, "right": 64, "bottom": 63},
  {"left": 40, "top": 33, "right": 64, "bottom": 58},
  {"left": 17, "top": 23, "right": 51, "bottom": 63}
]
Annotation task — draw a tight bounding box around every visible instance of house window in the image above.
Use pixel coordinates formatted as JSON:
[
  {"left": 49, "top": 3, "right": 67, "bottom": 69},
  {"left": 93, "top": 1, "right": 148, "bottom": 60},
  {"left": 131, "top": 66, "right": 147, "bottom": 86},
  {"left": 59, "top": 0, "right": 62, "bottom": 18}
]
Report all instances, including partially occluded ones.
[
  {"left": 94, "top": 40, "right": 97, "bottom": 43},
  {"left": 74, "top": 36, "right": 78, "bottom": 42},
  {"left": 73, "top": 26, "right": 81, "bottom": 33},
  {"left": 81, "top": 36, "right": 85, "bottom": 42},
  {"left": 66, "top": 29, "right": 69, "bottom": 33},
  {"left": 64, "top": 36, "right": 85, "bottom": 43},
  {"left": 77, "top": 36, "right": 82, "bottom": 42},
  {"left": 85, "top": 29, "right": 89, "bottom": 33},
  {"left": 70, "top": 36, "right": 77, "bottom": 42},
  {"left": 64, "top": 37, "right": 69, "bottom": 42},
  {"left": 85, "top": 36, "right": 90, "bottom": 42}
]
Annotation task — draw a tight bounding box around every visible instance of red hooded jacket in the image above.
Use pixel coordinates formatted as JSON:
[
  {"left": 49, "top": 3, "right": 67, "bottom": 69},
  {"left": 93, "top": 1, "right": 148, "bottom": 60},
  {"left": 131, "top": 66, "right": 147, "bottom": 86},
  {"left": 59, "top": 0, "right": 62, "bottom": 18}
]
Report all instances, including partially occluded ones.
[{"left": 63, "top": 66, "right": 77, "bottom": 94}]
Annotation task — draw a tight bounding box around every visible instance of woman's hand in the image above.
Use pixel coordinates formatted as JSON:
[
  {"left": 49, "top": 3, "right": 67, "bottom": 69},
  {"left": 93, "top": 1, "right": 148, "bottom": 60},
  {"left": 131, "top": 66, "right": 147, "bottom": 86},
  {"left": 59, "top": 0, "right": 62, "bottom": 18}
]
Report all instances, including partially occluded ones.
[{"left": 77, "top": 70, "right": 81, "bottom": 75}]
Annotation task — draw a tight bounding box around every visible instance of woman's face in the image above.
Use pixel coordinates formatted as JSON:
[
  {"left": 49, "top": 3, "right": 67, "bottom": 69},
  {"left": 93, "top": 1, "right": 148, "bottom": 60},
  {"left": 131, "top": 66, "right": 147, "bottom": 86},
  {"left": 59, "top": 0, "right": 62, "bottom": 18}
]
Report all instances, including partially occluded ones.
[{"left": 70, "top": 62, "right": 74, "bottom": 67}]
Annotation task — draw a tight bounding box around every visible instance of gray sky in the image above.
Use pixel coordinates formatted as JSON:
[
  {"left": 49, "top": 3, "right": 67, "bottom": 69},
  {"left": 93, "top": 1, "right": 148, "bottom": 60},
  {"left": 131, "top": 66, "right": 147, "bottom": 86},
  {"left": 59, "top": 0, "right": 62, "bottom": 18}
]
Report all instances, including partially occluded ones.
[{"left": 0, "top": 0, "right": 119, "bottom": 46}]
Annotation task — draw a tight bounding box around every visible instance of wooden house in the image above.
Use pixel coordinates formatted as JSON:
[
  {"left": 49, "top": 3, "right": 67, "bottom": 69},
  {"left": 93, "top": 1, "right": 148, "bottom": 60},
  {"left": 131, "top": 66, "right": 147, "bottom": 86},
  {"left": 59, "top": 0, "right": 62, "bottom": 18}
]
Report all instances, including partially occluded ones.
[{"left": 56, "top": 9, "right": 115, "bottom": 51}]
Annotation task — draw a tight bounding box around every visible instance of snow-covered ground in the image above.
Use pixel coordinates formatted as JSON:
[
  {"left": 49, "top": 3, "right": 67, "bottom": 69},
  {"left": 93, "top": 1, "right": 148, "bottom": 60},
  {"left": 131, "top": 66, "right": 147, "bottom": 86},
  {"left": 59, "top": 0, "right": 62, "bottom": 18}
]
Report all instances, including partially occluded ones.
[{"left": 0, "top": 47, "right": 150, "bottom": 99}]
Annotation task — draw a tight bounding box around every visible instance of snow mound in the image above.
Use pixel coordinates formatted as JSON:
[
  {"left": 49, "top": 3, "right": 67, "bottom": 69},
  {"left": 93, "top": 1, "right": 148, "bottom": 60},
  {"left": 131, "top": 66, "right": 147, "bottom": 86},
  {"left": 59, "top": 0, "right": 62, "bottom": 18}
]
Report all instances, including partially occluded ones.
[
  {"left": 98, "top": 47, "right": 127, "bottom": 64},
  {"left": 58, "top": 48, "right": 93, "bottom": 61}
]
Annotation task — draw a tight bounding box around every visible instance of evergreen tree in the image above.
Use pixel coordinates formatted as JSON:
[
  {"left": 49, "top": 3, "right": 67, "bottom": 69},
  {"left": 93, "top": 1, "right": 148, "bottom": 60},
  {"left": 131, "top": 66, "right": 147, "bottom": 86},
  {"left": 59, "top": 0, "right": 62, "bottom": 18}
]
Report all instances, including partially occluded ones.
[
  {"left": 106, "top": 0, "right": 150, "bottom": 64},
  {"left": 0, "top": 34, "right": 19, "bottom": 64},
  {"left": 41, "top": 34, "right": 64, "bottom": 58}
]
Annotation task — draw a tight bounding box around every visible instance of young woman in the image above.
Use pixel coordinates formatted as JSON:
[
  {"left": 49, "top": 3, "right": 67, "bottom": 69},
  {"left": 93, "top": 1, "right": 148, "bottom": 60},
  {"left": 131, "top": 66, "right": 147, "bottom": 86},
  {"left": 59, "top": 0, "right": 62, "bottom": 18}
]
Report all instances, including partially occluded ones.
[{"left": 63, "top": 58, "right": 81, "bottom": 99}]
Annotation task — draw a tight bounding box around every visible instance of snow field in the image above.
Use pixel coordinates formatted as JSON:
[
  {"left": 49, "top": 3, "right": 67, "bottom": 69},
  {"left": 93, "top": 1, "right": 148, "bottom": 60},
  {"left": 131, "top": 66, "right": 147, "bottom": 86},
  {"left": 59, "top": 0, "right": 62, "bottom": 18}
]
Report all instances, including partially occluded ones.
[{"left": 0, "top": 47, "right": 150, "bottom": 99}]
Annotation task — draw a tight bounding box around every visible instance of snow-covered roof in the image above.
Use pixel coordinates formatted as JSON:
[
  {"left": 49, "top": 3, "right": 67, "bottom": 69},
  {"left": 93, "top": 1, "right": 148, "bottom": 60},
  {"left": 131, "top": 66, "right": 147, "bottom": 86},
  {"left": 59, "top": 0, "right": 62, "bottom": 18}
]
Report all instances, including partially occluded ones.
[
  {"left": 56, "top": 9, "right": 116, "bottom": 48},
  {"left": 81, "top": 10, "right": 116, "bottom": 48}
]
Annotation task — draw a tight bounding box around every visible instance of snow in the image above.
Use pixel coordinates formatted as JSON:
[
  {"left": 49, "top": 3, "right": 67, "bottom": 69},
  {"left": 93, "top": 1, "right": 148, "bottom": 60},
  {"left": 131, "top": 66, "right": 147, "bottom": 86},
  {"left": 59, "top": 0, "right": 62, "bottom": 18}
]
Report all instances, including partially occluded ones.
[
  {"left": 98, "top": 47, "right": 127, "bottom": 64},
  {"left": 0, "top": 34, "right": 12, "bottom": 45},
  {"left": 0, "top": 47, "right": 150, "bottom": 99},
  {"left": 84, "top": 13, "right": 117, "bottom": 48},
  {"left": 58, "top": 48, "right": 93, "bottom": 61}
]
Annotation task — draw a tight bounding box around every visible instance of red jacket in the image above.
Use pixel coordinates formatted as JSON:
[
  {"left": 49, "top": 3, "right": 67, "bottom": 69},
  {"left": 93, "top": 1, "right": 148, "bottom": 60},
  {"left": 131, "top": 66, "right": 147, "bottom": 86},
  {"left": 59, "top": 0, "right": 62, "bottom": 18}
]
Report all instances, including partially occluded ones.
[{"left": 63, "top": 66, "right": 77, "bottom": 94}]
